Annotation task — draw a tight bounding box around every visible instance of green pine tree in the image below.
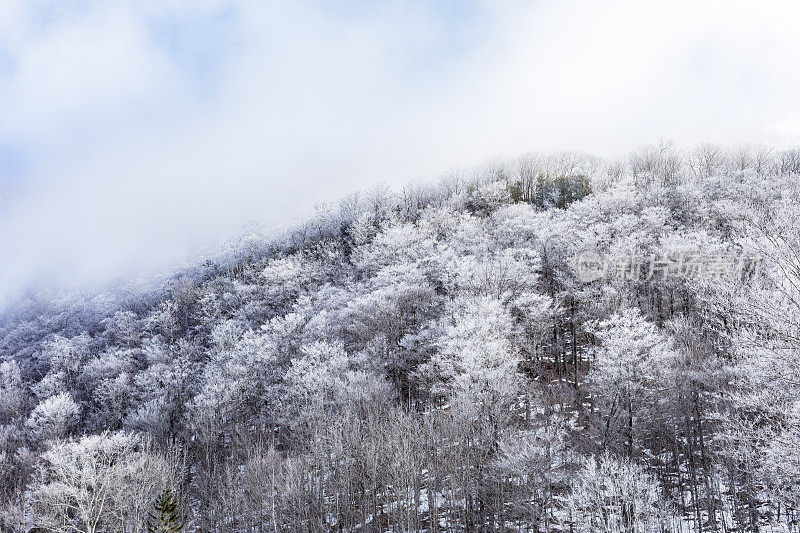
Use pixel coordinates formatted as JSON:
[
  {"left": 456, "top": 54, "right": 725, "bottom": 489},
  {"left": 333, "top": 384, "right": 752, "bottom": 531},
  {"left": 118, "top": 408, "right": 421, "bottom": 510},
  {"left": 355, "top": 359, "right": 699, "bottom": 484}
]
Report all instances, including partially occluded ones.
[{"left": 147, "top": 487, "right": 185, "bottom": 533}]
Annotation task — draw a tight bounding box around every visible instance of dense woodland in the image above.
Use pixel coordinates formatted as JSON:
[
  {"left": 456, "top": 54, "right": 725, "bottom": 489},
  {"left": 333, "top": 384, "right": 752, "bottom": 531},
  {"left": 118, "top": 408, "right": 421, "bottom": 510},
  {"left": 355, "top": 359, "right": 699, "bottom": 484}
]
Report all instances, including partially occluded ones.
[{"left": 1, "top": 143, "right": 800, "bottom": 532}]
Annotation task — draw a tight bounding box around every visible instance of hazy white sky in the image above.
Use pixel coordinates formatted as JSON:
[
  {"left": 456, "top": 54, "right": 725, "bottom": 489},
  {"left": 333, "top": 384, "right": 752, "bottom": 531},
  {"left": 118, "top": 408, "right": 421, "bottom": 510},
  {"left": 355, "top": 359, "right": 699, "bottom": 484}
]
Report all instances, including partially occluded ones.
[{"left": 1, "top": 0, "right": 800, "bottom": 307}]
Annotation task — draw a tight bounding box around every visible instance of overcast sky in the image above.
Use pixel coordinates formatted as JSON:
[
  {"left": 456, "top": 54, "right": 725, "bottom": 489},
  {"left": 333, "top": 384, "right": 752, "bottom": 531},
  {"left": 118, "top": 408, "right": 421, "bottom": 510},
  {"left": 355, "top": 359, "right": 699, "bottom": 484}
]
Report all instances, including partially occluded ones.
[{"left": 1, "top": 0, "right": 800, "bottom": 308}]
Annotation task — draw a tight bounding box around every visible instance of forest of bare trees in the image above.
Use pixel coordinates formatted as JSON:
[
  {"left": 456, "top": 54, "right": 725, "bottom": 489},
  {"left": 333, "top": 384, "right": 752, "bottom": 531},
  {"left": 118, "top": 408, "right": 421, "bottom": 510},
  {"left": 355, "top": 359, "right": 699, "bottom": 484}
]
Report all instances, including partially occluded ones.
[{"left": 2, "top": 143, "right": 800, "bottom": 532}]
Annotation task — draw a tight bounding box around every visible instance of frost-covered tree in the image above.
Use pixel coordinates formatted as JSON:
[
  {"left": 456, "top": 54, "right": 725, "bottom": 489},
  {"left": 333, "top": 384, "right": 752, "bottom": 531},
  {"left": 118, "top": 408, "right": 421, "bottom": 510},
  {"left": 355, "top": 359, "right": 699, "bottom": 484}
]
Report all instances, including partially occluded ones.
[
  {"left": 25, "top": 392, "right": 80, "bottom": 442},
  {"left": 493, "top": 422, "right": 573, "bottom": 530},
  {"left": 421, "top": 295, "right": 520, "bottom": 410},
  {"left": 589, "top": 308, "right": 673, "bottom": 455},
  {"left": 0, "top": 360, "right": 26, "bottom": 425},
  {"left": 564, "top": 453, "right": 670, "bottom": 533},
  {"left": 29, "top": 432, "right": 177, "bottom": 533}
]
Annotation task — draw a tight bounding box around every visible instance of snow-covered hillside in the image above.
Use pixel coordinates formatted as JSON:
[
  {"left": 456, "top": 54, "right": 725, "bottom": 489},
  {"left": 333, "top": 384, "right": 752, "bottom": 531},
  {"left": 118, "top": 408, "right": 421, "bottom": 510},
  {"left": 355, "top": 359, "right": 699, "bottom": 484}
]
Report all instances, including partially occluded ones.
[{"left": 2, "top": 145, "right": 800, "bottom": 532}]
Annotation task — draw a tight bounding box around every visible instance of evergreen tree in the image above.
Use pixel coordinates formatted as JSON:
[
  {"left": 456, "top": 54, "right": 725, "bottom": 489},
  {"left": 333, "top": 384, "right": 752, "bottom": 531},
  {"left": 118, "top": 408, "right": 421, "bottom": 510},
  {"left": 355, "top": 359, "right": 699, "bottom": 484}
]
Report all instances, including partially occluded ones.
[{"left": 147, "top": 487, "right": 185, "bottom": 533}]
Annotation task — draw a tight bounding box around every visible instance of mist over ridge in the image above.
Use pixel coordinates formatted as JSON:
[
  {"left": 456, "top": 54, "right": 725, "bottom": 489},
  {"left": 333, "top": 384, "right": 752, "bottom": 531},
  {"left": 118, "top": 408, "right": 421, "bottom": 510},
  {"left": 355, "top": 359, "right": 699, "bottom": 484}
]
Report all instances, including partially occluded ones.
[{"left": 2, "top": 0, "right": 800, "bottom": 314}]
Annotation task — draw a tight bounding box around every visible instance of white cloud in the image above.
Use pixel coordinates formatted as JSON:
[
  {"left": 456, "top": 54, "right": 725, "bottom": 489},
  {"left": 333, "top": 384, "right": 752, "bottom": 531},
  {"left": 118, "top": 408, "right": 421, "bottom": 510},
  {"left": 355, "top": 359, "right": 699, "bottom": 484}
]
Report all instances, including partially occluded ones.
[{"left": 1, "top": 0, "right": 800, "bottom": 308}]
